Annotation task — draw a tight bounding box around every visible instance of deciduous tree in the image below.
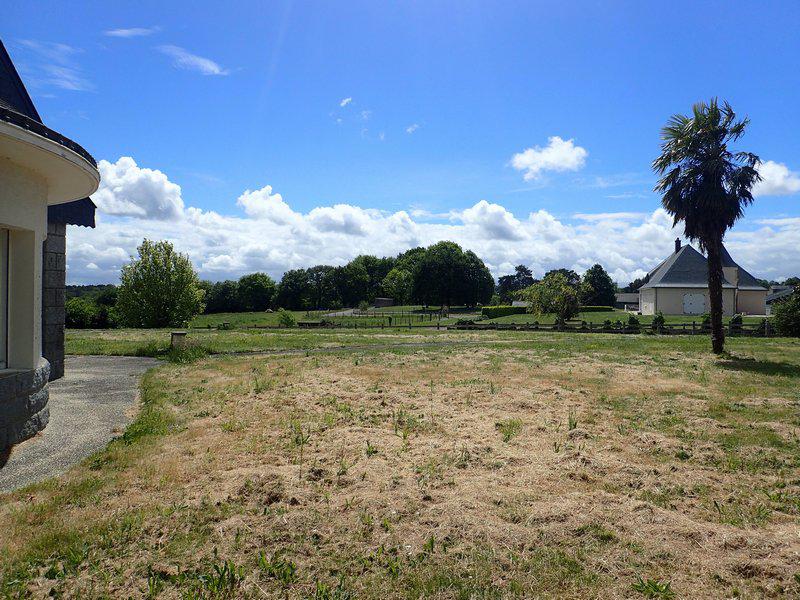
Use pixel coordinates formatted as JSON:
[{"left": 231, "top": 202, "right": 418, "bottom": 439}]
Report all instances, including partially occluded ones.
[{"left": 117, "top": 239, "right": 204, "bottom": 328}]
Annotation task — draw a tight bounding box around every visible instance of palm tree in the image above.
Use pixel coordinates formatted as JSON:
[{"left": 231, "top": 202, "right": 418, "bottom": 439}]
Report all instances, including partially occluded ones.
[{"left": 653, "top": 99, "right": 760, "bottom": 354}]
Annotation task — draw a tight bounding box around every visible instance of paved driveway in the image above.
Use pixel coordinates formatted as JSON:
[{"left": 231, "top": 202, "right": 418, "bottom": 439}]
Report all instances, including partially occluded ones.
[{"left": 0, "top": 355, "right": 159, "bottom": 493}]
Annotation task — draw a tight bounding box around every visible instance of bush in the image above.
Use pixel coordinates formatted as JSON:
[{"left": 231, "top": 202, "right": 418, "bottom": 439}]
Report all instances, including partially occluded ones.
[
  {"left": 729, "top": 313, "right": 743, "bottom": 335},
  {"left": 481, "top": 305, "right": 527, "bottom": 319},
  {"left": 772, "top": 290, "right": 800, "bottom": 336},
  {"left": 277, "top": 308, "right": 297, "bottom": 328},
  {"left": 65, "top": 297, "right": 99, "bottom": 328},
  {"left": 651, "top": 311, "right": 665, "bottom": 332},
  {"left": 627, "top": 314, "right": 640, "bottom": 327},
  {"left": 580, "top": 306, "right": 615, "bottom": 313}
]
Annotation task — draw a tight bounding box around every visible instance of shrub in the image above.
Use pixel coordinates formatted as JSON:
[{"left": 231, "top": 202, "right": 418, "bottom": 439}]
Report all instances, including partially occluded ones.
[
  {"left": 277, "top": 308, "right": 297, "bottom": 328},
  {"left": 627, "top": 314, "right": 640, "bottom": 327},
  {"left": 580, "top": 306, "right": 615, "bottom": 313},
  {"left": 772, "top": 290, "right": 800, "bottom": 336},
  {"left": 480, "top": 305, "right": 527, "bottom": 319},
  {"left": 729, "top": 313, "right": 743, "bottom": 335},
  {"left": 65, "top": 297, "right": 99, "bottom": 328},
  {"left": 651, "top": 311, "right": 665, "bottom": 332}
]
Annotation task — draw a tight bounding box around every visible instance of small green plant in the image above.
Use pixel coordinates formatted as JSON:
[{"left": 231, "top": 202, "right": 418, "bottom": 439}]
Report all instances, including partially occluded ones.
[
  {"left": 196, "top": 560, "right": 245, "bottom": 597},
  {"left": 651, "top": 311, "right": 666, "bottom": 332},
  {"left": 632, "top": 575, "right": 675, "bottom": 599},
  {"left": 628, "top": 314, "right": 640, "bottom": 327},
  {"left": 277, "top": 308, "right": 297, "bottom": 328},
  {"left": 365, "top": 440, "right": 378, "bottom": 457},
  {"left": 567, "top": 410, "right": 578, "bottom": 431},
  {"left": 495, "top": 418, "right": 522, "bottom": 442},
  {"left": 258, "top": 550, "right": 298, "bottom": 585},
  {"left": 312, "top": 578, "right": 354, "bottom": 600},
  {"left": 146, "top": 566, "right": 165, "bottom": 598},
  {"left": 289, "top": 420, "right": 311, "bottom": 481}
]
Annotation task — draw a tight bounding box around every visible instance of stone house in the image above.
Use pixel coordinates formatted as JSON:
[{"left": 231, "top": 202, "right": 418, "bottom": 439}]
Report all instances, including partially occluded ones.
[{"left": 1, "top": 40, "right": 99, "bottom": 448}]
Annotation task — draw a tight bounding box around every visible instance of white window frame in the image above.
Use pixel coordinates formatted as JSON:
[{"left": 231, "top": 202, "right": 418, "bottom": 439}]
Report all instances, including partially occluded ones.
[{"left": 0, "top": 228, "right": 8, "bottom": 369}]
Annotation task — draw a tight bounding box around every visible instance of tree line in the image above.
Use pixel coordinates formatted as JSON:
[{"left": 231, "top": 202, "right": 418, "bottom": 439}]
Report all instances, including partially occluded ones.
[
  {"left": 494, "top": 263, "right": 618, "bottom": 308},
  {"left": 200, "top": 241, "right": 494, "bottom": 313}
]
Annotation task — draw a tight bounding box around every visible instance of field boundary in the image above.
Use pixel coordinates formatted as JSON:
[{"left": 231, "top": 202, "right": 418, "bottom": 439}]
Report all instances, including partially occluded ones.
[{"left": 452, "top": 321, "right": 775, "bottom": 336}]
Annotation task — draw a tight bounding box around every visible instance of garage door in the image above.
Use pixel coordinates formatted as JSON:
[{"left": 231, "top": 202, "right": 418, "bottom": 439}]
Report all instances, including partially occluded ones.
[{"left": 682, "top": 293, "right": 706, "bottom": 315}]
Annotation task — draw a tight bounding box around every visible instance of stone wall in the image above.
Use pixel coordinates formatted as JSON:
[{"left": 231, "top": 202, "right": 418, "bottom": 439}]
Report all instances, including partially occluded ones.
[
  {"left": 0, "top": 358, "right": 50, "bottom": 448},
  {"left": 42, "top": 221, "right": 66, "bottom": 380}
]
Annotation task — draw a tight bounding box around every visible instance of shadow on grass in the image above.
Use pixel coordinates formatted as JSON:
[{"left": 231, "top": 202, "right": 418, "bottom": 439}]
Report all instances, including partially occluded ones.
[{"left": 718, "top": 355, "right": 800, "bottom": 378}]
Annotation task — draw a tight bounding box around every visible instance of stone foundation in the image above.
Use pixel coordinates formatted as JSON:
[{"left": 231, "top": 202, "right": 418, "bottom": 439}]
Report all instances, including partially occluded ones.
[{"left": 0, "top": 358, "right": 50, "bottom": 449}]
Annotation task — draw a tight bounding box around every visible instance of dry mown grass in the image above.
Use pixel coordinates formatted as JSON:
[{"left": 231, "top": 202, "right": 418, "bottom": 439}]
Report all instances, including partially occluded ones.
[{"left": 2, "top": 340, "right": 800, "bottom": 599}]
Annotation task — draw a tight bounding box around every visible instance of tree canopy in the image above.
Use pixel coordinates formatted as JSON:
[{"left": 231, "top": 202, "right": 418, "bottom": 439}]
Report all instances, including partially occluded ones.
[
  {"left": 496, "top": 265, "right": 535, "bottom": 303},
  {"left": 520, "top": 272, "right": 580, "bottom": 321},
  {"left": 580, "top": 264, "right": 617, "bottom": 306}
]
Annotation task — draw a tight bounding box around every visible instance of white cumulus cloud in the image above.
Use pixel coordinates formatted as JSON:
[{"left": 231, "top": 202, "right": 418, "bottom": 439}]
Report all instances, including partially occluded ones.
[
  {"left": 157, "top": 45, "right": 229, "bottom": 76},
  {"left": 68, "top": 157, "right": 800, "bottom": 286},
  {"left": 458, "top": 200, "right": 526, "bottom": 241},
  {"left": 339, "top": 97, "right": 352, "bottom": 107},
  {"left": 511, "top": 136, "right": 588, "bottom": 181},
  {"left": 236, "top": 185, "right": 299, "bottom": 225},
  {"left": 93, "top": 157, "right": 184, "bottom": 220},
  {"left": 753, "top": 160, "right": 800, "bottom": 197}
]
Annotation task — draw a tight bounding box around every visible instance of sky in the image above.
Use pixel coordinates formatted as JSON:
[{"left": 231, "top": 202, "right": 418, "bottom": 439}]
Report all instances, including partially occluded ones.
[{"left": 3, "top": 0, "right": 800, "bottom": 285}]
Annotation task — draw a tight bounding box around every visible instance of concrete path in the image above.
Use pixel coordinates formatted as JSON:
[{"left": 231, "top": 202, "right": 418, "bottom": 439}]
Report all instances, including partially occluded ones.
[{"left": 0, "top": 355, "right": 159, "bottom": 493}]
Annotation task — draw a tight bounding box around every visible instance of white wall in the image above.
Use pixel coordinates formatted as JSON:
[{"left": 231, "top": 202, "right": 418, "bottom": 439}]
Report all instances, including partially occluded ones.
[
  {"left": 640, "top": 288, "right": 655, "bottom": 315},
  {"left": 0, "top": 157, "right": 48, "bottom": 370},
  {"left": 652, "top": 287, "right": 736, "bottom": 316},
  {"left": 737, "top": 290, "right": 767, "bottom": 315}
]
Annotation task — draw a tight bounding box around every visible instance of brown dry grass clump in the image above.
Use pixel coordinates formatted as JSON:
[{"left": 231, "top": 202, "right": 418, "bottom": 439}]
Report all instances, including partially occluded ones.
[{"left": 2, "top": 341, "right": 799, "bottom": 598}]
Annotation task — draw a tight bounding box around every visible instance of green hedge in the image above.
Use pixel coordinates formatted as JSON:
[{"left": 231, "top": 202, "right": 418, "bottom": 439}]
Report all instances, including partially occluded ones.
[
  {"left": 580, "top": 306, "right": 615, "bottom": 313},
  {"left": 481, "top": 305, "right": 528, "bottom": 318}
]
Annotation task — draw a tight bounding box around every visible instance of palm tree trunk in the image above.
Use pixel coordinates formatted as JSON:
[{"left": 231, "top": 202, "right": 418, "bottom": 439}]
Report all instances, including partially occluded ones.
[{"left": 705, "top": 236, "right": 726, "bottom": 354}]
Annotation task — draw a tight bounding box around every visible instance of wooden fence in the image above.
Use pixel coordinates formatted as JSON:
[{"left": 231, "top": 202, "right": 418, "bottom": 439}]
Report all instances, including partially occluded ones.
[{"left": 451, "top": 320, "right": 774, "bottom": 336}]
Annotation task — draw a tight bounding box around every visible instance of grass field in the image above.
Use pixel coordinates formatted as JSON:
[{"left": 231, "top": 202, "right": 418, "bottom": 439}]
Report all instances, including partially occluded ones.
[
  {"left": 191, "top": 310, "right": 325, "bottom": 329},
  {"left": 190, "top": 308, "right": 459, "bottom": 330},
  {"left": 3, "top": 329, "right": 800, "bottom": 598}
]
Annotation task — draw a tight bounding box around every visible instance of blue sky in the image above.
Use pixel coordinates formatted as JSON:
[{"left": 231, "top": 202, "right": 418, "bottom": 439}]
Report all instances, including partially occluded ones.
[{"left": 4, "top": 1, "right": 800, "bottom": 284}]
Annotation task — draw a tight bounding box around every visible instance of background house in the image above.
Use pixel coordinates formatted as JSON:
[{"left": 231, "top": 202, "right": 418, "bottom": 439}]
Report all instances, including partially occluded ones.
[
  {"left": 639, "top": 239, "right": 767, "bottom": 316},
  {"left": 1, "top": 40, "right": 98, "bottom": 448}
]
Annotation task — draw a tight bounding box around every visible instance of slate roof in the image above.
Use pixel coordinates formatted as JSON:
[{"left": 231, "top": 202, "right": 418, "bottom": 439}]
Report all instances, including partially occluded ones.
[
  {"left": 0, "top": 39, "right": 96, "bottom": 227},
  {"left": 766, "top": 287, "right": 796, "bottom": 304},
  {"left": 720, "top": 245, "right": 764, "bottom": 289},
  {"left": 641, "top": 243, "right": 766, "bottom": 291}
]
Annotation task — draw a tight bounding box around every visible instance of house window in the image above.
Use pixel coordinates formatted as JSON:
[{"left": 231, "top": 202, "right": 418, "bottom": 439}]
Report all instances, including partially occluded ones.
[{"left": 0, "top": 228, "right": 8, "bottom": 369}]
